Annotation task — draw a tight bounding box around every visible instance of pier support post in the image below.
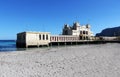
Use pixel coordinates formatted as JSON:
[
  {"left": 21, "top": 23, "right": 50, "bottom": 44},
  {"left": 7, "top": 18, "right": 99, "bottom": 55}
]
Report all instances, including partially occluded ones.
[
  {"left": 26, "top": 45, "right": 28, "bottom": 48},
  {"left": 37, "top": 45, "right": 39, "bottom": 48},
  {"left": 71, "top": 42, "right": 72, "bottom": 45},
  {"left": 76, "top": 41, "right": 77, "bottom": 45},
  {"left": 47, "top": 44, "right": 49, "bottom": 48},
  {"left": 65, "top": 42, "right": 66, "bottom": 47},
  {"left": 58, "top": 43, "right": 59, "bottom": 47},
  {"left": 50, "top": 43, "right": 52, "bottom": 48}
]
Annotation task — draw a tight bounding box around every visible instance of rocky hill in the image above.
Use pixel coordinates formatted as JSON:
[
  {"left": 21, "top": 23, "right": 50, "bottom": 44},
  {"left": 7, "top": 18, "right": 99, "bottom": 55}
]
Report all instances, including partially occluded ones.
[{"left": 96, "top": 26, "right": 120, "bottom": 37}]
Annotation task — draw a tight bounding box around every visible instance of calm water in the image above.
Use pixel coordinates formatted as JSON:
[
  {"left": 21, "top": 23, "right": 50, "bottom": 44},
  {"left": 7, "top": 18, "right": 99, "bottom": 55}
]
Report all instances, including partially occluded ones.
[{"left": 0, "top": 40, "right": 17, "bottom": 52}]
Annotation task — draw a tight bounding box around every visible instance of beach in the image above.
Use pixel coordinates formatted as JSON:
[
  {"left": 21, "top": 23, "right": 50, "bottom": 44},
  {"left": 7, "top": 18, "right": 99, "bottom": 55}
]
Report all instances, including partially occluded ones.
[{"left": 0, "top": 43, "right": 120, "bottom": 77}]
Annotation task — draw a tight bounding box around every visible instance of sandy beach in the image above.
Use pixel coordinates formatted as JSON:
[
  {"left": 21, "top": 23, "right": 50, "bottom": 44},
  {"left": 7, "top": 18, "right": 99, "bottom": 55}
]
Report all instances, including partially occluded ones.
[{"left": 0, "top": 43, "right": 120, "bottom": 77}]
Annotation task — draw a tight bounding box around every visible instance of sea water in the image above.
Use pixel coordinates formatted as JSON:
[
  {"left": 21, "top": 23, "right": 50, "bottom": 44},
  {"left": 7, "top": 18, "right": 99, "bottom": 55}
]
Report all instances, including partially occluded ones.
[{"left": 0, "top": 40, "right": 16, "bottom": 52}]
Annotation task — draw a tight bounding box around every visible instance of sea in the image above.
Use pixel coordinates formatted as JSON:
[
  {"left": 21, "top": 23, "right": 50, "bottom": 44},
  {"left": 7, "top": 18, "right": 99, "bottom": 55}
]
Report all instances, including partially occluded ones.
[{"left": 0, "top": 40, "right": 17, "bottom": 52}]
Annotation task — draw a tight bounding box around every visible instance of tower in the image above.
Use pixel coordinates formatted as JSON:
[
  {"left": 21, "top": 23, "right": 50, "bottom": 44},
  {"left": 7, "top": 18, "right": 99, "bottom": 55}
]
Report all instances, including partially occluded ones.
[{"left": 73, "top": 22, "right": 80, "bottom": 30}]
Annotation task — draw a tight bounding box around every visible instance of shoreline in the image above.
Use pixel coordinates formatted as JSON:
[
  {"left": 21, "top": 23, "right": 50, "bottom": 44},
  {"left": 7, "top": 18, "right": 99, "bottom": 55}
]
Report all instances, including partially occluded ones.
[{"left": 0, "top": 42, "right": 120, "bottom": 52}]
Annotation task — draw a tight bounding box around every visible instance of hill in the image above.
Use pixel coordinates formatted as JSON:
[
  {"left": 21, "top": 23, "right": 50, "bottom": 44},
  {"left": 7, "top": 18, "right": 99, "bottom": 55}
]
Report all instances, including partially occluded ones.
[{"left": 96, "top": 26, "right": 120, "bottom": 36}]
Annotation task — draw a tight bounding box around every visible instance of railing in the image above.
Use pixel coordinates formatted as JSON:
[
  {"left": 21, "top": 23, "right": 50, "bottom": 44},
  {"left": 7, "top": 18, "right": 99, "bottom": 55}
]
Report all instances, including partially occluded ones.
[{"left": 50, "top": 35, "right": 80, "bottom": 42}]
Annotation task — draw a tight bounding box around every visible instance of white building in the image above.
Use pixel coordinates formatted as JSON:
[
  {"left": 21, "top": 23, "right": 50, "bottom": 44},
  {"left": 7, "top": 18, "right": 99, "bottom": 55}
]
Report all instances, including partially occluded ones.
[
  {"left": 62, "top": 22, "right": 94, "bottom": 40},
  {"left": 16, "top": 32, "right": 50, "bottom": 48},
  {"left": 16, "top": 22, "right": 94, "bottom": 48}
]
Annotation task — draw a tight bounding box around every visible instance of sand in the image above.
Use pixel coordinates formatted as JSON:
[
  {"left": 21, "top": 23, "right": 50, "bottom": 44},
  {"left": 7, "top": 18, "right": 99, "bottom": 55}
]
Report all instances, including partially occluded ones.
[{"left": 0, "top": 43, "right": 120, "bottom": 77}]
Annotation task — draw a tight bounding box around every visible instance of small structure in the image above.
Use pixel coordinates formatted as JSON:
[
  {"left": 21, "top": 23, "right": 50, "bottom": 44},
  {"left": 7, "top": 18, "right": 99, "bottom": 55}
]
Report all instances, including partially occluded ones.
[{"left": 16, "top": 32, "right": 50, "bottom": 48}]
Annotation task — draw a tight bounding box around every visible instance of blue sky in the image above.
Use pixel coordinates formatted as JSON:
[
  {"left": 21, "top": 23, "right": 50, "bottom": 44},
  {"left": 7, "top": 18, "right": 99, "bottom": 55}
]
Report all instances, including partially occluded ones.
[{"left": 0, "top": 0, "right": 120, "bottom": 39}]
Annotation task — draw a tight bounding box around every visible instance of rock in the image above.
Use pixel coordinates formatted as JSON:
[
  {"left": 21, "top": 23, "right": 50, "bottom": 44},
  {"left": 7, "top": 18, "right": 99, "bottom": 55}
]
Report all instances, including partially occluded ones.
[{"left": 96, "top": 26, "right": 120, "bottom": 37}]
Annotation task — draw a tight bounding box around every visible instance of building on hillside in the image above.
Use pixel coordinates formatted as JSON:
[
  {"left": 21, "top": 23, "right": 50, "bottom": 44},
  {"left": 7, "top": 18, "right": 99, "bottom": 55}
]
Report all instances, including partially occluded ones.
[{"left": 62, "top": 22, "right": 94, "bottom": 40}]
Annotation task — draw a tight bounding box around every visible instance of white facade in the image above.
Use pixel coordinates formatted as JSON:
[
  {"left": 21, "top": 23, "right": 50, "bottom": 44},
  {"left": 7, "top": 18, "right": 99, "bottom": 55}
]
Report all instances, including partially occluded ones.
[
  {"left": 17, "top": 32, "right": 50, "bottom": 47},
  {"left": 62, "top": 22, "right": 94, "bottom": 40}
]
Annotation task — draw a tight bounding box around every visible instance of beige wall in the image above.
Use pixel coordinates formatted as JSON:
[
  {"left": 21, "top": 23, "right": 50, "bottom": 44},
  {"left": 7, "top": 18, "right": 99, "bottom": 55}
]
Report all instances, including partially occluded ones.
[
  {"left": 17, "top": 32, "right": 50, "bottom": 47},
  {"left": 26, "top": 32, "right": 50, "bottom": 46}
]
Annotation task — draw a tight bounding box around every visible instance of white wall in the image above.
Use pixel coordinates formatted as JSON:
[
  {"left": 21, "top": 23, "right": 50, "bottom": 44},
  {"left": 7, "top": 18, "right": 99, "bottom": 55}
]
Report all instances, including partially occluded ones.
[
  {"left": 26, "top": 32, "right": 50, "bottom": 46},
  {"left": 26, "top": 33, "right": 38, "bottom": 45}
]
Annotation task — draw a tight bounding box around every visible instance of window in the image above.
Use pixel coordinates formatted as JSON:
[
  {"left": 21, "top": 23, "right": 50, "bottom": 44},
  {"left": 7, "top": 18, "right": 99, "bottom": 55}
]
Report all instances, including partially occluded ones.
[
  {"left": 46, "top": 35, "right": 48, "bottom": 40},
  {"left": 39, "top": 34, "right": 41, "bottom": 40},
  {"left": 86, "top": 31, "right": 88, "bottom": 35},
  {"left": 52, "top": 37, "right": 54, "bottom": 40},
  {"left": 43, "top": 34, "right": 45, "bottom": 40},
  {"left": 57, "top": 37, "right": 59, "bottom": 41},
  {"left": 65, "top": 30, "right": 68, "bottom": 35},
  {"left": 80, "top": 36, "right": 82, "bottom": 40},
  {"left": 86, "top": 36, "right": 88, "bottom": 40},
  {"left": 50, "top": 37, "right": 52, "bottom": 41},
  {"left": 83, "top": 31, "right": 85, "bottom": 34},
  {"left": 80, "top": 31, "right": 82, "bottom": 34},
  {"left": 55, "top": 37, "right": 56, "bottom": 41},
  {"left": 84, "top": 36, "right": 86, "bottom": 40}
]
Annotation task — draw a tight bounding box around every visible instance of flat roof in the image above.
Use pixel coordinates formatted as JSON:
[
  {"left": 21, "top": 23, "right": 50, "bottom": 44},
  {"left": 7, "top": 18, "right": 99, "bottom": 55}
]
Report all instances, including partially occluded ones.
[{"left": 17, "top": 31, "right": 50, "bottom": 35}]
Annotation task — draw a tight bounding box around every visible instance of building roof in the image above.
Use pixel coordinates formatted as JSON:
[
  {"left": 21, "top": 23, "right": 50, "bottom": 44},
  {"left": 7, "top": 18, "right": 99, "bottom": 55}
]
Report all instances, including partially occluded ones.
[{"left": 17, "top": 31, "right": 50, "bottom": 35}]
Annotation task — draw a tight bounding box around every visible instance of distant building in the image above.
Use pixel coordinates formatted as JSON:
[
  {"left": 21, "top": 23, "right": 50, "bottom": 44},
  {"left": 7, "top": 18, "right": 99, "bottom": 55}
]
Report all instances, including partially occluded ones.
[
  {"left": 16, "top": 32, "right": 50, "bottom": 48},
  {"left": 17, "top": 22, "right": 94, "bottom": 48},
  {"left": 62, "top": 22, "right": 93, "bottom": 40}
]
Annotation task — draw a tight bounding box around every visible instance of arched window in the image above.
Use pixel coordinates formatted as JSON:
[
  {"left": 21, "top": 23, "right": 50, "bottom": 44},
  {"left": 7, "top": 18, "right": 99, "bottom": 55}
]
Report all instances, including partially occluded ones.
[
  {"left": 43, "top": 34, "right": 45, "bottom": 40},
  {"left": 39, "top": 34, "right": 41, "bottom": 40},
  {"left": 65, "top": 30, "right": 68, "bottom": 35},
  {"left": 86, "top": 36, "right": 88, "bottom": 40},
  {"left": 80, "top": 31, "right": 82, "bottom": 34},
  {"left": 46, "top": 35, "right": 48, "bottom": 40},
  {"left": 84, "top": 36, "right": 86, "bottom": 40},
  {"left": 80, "top": 36, "right": 82, "bottom": 40},
  {"left": 86, "top": 31, "right": 88, "bottom": 35},
  {"left": 83, "top": 31, "right": 85, "bottom": 34}
]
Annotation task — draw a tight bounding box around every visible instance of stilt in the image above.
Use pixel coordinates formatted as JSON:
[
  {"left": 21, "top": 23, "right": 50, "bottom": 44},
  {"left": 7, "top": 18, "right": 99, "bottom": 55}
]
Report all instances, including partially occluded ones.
[
  {"left": 37, "top": 45, "right": 39, "bottom": 48},
  {"left": 65, "top": 42, "right": 66, "bottom": 47},
  {"left": 71, "top": 42, "right": 72, "bottom": 45},
  {"left": 58, "top": 43, "right": 59, "bottom": 47},
  {"left": 26, "top": 45, "right": 28, "bottom": 48},
  {"left": 76, "top": 41, "right": 77, "bottom": 45},
  {"left": 50, "top": 43, "right": 52, "bottom": 48},
  {"left": 47, "top": 44, "right": 49, "bottom": 48}
]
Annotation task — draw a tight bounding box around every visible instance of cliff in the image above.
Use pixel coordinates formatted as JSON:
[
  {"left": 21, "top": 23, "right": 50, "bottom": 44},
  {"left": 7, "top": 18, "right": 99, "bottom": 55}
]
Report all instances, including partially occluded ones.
[{"left": 96, "top": 26, "right": 120, "bottom": 37}]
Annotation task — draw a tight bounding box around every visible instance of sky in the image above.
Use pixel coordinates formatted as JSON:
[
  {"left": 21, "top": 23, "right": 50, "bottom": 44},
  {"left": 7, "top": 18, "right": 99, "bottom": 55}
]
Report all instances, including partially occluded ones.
[{"left": 0, "top": 0, "right": 120, "bottom": 39}]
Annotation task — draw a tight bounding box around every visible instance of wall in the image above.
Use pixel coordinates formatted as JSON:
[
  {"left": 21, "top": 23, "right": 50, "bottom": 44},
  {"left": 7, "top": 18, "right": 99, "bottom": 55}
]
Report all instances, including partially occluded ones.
[{"left": 26, "top": 32, "right": 50, "bottom": 46}]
